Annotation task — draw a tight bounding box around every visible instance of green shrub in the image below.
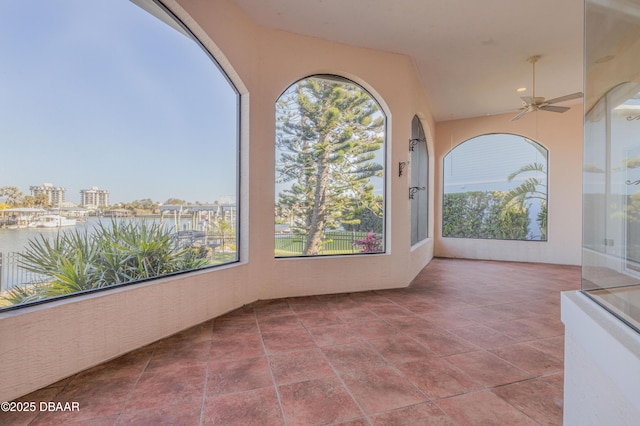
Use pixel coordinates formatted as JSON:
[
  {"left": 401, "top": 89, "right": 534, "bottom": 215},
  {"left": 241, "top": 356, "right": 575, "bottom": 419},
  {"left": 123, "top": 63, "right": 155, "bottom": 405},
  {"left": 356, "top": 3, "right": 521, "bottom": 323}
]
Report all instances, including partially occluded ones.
[
  {"left": 2, "top": 220, "right": 210, "bottom": 306},
  {"left": 443, "top": 191, "right": 529, "bottom": 240}
]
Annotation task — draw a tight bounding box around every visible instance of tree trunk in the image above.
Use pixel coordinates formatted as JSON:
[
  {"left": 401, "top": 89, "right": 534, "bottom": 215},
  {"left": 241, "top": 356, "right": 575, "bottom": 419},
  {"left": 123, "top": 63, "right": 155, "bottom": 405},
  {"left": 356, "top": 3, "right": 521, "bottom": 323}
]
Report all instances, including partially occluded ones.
[{"left": 304, "top": 147, "right": 330, "bottom": 255}]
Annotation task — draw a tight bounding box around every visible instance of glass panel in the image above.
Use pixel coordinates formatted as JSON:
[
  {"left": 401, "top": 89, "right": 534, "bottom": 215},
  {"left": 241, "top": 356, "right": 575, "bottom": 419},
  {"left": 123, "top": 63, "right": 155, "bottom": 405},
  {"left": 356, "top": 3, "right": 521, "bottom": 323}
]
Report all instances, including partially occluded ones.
[
  {"left": 410, "top": 116, "right": 428, "bottom": 245},
  {"left": 275, "top": 75, "right": 386, "bottom": 257},
  {"left": 0, "top": 0, "right": 239, "bottom": 310},
  {"left": 583, "top": 98, "right": 607, "bottom": 268},
  {"left": 442, "top": 134, "right": 548, "bottom": 241},
  {"left": 583, "top": 0, "right": 640, "bottom": 332}
]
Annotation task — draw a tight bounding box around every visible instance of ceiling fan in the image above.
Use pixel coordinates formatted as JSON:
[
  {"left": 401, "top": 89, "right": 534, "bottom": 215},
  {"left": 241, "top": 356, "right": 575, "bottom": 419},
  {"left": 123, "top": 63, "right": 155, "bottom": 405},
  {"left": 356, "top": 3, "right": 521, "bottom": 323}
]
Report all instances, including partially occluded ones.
[{"left": 511, "top": 55, "right": 583, "bottom": 121}]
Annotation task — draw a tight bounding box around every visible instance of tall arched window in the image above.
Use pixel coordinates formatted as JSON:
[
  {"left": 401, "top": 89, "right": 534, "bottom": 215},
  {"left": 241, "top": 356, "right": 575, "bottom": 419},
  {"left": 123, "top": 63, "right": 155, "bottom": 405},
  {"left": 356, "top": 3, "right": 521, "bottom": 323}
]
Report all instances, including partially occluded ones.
[
  {"left": 410, "top": 116, "right": 429, "bottom": 245},
  {"left": 275, "top": 75, "right": 386, "bottom": 257},
  {"left": 443, "top": 134, "right": 548, "bottom": 241},
  {"left": 0, "top": 0, "right": 239, "bottom": 310}
]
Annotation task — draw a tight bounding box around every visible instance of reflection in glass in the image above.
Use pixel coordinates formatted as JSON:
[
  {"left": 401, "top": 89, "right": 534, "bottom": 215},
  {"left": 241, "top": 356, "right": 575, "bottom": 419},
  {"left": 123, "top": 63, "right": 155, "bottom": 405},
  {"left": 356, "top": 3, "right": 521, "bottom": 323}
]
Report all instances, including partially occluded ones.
[{"left": 584, "top": 82, "right": 640, "bottom": 331}]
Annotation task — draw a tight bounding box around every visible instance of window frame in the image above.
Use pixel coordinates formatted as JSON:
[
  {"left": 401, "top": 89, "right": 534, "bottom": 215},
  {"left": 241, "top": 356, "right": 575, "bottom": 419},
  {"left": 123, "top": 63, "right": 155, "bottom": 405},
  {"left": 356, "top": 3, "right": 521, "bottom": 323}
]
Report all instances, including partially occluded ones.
[
  {"left": 0, "top": 0, "right": 242, "bottom": 312},
  {"left": 274, "top": 74, "right": 387, "bottom": 258},
  {"left": 441, "top": 133, "right": 549, "bottom": 242}
]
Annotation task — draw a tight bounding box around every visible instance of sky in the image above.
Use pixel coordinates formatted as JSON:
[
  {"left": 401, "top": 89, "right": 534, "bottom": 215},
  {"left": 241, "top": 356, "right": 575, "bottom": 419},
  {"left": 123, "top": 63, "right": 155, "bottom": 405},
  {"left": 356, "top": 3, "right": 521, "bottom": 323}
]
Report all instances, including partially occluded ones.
[
  {"left": 443, "top": 134, "right": 548, "bottom": 194},
  {"left": 0, "top": 0, "right": 238, "bottom": 205}
]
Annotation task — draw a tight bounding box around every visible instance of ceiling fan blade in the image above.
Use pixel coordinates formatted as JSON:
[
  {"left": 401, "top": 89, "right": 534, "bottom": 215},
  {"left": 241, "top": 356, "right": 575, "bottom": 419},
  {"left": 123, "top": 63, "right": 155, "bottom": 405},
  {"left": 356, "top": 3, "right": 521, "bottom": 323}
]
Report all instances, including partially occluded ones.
[
  {"left": 540, "top": 105, "right": 570, "bottom": 113},
  {"left": 520, "top": 96, "right": 534, "bottom": 105},
  {"left": 545, "top": 92, "right": 584, "bottom": 105},
  {"left": 511, "top": 109, "right": 529, "bottom": 121}
]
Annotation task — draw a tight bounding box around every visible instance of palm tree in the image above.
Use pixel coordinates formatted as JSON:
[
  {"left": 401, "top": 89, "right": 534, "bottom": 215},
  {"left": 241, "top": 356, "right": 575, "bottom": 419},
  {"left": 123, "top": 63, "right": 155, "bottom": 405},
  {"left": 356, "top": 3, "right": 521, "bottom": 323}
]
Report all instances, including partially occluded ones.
[
  {"left": 0, "top": 186, "right": 24, "bottom": 206},
  {"left": 503, "top": 162, "right": 547, "bottom": 206},
  {"left": 501, "top": 139, "right": 548, "bottom": 240},
  {"left": 212, "top": 216, "right": 235, "bottom": 252},
  {"left": 1, "top": 220, "right": 210, "bottom": 306}
]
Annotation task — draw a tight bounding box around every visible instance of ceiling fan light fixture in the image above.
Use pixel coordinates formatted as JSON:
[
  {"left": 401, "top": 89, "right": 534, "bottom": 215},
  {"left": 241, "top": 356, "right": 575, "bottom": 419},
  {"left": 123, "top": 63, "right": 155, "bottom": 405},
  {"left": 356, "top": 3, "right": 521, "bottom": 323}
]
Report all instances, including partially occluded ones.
[{"left": 510, "top": 55, "right": 583, "bottom": 121}]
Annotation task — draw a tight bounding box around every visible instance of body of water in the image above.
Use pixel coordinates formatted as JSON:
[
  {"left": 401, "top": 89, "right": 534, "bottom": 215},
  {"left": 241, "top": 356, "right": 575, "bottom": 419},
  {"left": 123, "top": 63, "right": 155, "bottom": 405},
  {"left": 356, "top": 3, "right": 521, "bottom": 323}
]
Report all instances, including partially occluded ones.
[
  {"left": 0, "top": 216, "right": 213, "bottom": 292},
  {"left": 0, "top": 217, "right": 195, "bottom": 255}
]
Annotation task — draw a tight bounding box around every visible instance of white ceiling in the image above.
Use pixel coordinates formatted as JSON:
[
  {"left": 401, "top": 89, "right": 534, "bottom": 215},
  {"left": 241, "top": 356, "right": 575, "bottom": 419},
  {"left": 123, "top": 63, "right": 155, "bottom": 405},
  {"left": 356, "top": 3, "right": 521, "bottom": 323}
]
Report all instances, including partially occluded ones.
[{"left": 232, "top": 0, "right": 584, "bottom": 122}]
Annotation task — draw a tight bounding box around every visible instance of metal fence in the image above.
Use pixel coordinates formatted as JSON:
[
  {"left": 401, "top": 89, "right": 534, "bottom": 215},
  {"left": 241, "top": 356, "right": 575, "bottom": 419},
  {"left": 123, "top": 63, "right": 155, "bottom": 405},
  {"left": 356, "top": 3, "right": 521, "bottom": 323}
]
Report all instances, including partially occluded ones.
[
  {"left": 0, "top": 232, "right": 371, "bottom": 292},
  {"left": 0, "top": 233, "right": 239, "bottom": 293},
  {"left": 0, "top": 252, "right": 50, "bottom": 293},
  {"left": 275, "top": 231, "right": 373, "bottom": 255}
]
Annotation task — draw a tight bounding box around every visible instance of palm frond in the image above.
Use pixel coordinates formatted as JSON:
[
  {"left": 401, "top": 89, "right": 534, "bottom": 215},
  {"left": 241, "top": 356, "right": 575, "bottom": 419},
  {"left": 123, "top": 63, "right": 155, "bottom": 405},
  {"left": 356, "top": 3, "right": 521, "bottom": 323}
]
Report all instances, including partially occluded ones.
[{"left": 507, "top": 163, "right": 546, "bottom": 181}]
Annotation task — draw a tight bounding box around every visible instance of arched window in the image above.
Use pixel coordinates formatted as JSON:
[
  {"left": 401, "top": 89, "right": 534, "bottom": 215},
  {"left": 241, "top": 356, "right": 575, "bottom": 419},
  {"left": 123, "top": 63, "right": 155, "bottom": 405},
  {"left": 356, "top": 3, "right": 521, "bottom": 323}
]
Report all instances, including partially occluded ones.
[
  {"left": 410, "top": 116, "right": 429, "bottom": 245},
  {"left": 443, "top": 134, "right": 548, "bottom": 241},
  {"left": 0, "top": 0, "right": 239, "bottom": 310},
  {"left": 275, "top": 75, "right": 386, "bottom": 257}
]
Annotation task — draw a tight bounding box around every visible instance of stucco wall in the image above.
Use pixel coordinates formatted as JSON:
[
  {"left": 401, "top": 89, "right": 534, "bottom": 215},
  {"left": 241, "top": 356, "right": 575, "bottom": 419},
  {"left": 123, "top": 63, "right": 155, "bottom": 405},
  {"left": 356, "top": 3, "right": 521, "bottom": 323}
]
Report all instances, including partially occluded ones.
[
  {"left": 435, "top": 108, "right": 583, "bottom": 265},
  {"left": 0, "top": 0, "right": 435, "bottom": 402}
]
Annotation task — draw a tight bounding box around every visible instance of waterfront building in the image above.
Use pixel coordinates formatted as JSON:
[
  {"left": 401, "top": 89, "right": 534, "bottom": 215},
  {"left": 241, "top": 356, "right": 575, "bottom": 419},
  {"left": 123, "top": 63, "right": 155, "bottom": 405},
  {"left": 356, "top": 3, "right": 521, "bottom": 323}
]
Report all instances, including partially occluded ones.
[
  {"left": 29, "top": 182, "right": 66, "bottom": 206},
  {"left": 80, "top": 187, "right": 110, "bottom": 208}
]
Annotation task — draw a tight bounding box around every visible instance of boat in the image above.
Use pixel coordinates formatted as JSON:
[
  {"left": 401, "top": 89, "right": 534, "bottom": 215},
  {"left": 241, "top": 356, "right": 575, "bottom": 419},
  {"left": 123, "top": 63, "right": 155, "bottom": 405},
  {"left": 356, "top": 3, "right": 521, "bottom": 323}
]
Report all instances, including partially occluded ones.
[
  {"left": 29, "top": 215, "right": 77, "bottom": 228},
  {"left": 0, "top": 208, "right": 46, "bottom": 229}
]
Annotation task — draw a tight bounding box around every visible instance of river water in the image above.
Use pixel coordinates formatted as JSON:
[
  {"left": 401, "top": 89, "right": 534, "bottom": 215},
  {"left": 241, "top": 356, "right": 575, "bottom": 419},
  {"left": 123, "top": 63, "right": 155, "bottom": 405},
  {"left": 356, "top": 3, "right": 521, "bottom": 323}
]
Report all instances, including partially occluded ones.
[
  {"left": 0, "top": 217, "right": 209, "bottom": 292},
  {"left": 0, "top": 217, "right": 192, "bottom": 255}
]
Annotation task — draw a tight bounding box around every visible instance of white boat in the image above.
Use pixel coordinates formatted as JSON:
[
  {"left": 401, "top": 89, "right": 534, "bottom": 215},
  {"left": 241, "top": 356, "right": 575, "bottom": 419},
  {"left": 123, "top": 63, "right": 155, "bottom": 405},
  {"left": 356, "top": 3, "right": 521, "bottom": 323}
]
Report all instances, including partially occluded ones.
[{"left": 29, "top": 215, "right": 77, "bottom": 228}]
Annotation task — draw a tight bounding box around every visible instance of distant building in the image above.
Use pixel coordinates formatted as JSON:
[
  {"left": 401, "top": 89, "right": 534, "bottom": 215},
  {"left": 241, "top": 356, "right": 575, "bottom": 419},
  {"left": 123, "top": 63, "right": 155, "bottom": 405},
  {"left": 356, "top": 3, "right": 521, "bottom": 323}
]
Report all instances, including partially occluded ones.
[
  {"left": 217, "top": 203, "right": 236, "bottom": 224},
  {"left": 217, "top": 195, "right": 237, "bottom": 223},
  {"left": 80, "top": 187, "right": 110, "bottom": 208},
  {"left": 30, "top": 182, "right": 66, "bottom": 206}
]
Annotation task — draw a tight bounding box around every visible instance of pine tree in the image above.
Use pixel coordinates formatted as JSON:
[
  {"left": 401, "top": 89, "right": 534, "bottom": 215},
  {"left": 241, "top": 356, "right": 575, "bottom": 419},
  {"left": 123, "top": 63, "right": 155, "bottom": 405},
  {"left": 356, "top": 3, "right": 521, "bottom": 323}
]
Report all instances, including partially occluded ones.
[{"left": 276, "top": 77, "right": 384, "bottom": 255}]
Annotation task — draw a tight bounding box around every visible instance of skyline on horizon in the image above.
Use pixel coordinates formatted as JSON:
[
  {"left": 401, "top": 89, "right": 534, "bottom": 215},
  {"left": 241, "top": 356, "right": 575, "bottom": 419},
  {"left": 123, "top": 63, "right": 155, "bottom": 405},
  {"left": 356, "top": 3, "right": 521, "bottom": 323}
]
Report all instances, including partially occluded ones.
[{"left": 0, "top": 181, "right": 237, "bottom": 207}]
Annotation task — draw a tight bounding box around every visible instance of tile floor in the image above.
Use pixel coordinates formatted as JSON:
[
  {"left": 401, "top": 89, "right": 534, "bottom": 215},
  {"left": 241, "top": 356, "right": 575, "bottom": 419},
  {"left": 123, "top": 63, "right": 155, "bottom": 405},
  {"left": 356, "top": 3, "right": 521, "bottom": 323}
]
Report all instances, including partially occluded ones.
[{"left": 2, "top": 258, "right": 581, "bottom": 425}]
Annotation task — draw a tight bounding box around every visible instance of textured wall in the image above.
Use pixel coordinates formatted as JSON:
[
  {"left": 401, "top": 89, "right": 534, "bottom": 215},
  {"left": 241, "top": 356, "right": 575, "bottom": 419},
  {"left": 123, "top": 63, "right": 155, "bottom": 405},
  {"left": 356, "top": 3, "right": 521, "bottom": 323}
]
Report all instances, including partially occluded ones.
[{"left": 435, "top": 109, "right": 583, "bottom": 265}]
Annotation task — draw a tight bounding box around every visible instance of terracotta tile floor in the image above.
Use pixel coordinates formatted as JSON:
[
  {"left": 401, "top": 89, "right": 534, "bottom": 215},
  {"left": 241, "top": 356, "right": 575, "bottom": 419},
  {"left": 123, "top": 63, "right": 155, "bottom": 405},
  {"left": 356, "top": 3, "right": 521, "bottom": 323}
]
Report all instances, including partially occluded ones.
[{"left": 2, "top": 258, "right": 581, "bottom": 425}]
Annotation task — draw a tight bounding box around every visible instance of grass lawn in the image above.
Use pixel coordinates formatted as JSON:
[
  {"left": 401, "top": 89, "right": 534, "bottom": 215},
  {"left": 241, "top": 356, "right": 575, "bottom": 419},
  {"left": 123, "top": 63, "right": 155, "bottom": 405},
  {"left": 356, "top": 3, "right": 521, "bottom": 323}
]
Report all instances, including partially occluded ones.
[
  {"left": 211, "top": 251, "right": 237, "bottom": 265},
  {"left": 275, "top": 231, "right": 373, "bottom": 257}
]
